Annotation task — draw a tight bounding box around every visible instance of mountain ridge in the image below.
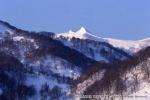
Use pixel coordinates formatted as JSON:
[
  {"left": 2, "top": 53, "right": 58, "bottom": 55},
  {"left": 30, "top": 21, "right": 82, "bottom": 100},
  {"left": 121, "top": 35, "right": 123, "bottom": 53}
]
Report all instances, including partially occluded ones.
[
  {"left": 0, "top": 20, "right": 132, "bottom": 63},
  {"left": 56, "top": 27, "right": 150, "bottom": 54},
  {"left": 0, "top": 20, "right": 149, "bottom": 54},
  {"left": 0, "top": 20, "right": 150, "bottom": 100}
]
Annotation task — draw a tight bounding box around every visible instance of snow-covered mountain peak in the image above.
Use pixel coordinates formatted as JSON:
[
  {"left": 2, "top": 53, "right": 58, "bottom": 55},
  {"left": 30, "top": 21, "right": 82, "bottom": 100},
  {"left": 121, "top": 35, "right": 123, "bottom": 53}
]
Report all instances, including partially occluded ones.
[
  {"left": 56, "top": 27, "right": 104, "bottom": 42},
  {"left": 76, "top": 27, "right": 87, "bottom": 34},
  {"left": 56, "top": 27, "right": 150, "bottom": 54}
]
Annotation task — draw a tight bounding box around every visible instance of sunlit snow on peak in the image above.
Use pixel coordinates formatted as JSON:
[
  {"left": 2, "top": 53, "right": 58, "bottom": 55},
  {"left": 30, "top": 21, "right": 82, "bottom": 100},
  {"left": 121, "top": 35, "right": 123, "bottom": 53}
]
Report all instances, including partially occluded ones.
[
  {"left": 56, "top": 27, "right": 104, "bottom": 41},
  {"left": 76, "top": 27, "right": 87, "bottom": 34},
  {"left": 56, "top": 27, "right": 150, "bottom": 54}
]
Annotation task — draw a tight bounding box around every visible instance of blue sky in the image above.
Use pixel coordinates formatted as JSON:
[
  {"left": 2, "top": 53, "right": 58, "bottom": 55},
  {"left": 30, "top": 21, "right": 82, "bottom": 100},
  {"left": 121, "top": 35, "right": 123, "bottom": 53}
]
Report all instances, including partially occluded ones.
[{"left": 0, "top": 0, "right": 150, "bottom": 40}]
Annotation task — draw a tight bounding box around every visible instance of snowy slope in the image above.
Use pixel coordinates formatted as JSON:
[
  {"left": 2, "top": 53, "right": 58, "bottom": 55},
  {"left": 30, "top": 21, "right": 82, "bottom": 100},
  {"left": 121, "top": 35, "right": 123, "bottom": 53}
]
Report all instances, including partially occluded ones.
[
  {"left": 57, "top": 27, "right": 104, "bottom": 42},
  {"left": 104, "top": 38, "right": 150, "bottom": 54},
  {"left": 56, "top": 27, "right": 150, "bottom": 54}
]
